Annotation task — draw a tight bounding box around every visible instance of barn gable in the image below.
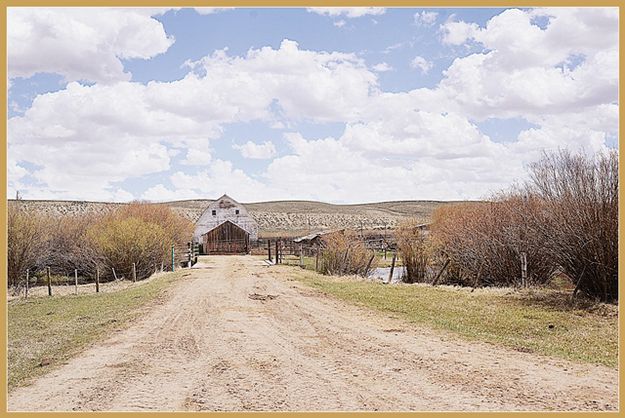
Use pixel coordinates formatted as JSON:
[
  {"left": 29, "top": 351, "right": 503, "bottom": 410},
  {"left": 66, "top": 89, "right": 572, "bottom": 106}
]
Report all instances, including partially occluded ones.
[{"left": 193, "top": 194, "right": 258, "bottom": 242}]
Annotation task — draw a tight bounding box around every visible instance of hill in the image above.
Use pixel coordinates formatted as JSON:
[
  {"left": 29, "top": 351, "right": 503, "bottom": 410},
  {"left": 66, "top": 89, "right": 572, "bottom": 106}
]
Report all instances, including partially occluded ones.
[{"left": 10, "top": 198, "right": 462, "bottom": 237}]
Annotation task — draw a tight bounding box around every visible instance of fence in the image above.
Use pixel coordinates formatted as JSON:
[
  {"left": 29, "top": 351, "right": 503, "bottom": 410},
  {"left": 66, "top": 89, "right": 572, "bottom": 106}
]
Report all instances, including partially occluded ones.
[{"left": 10, "top": 257, "right": 188, "bottom": 300}]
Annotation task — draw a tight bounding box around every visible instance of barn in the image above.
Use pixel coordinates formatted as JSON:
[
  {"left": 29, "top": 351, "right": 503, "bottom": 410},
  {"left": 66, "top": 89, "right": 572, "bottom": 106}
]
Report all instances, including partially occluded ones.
[{"left": 194, "top": 194, "right": 258, "bottom": 255}]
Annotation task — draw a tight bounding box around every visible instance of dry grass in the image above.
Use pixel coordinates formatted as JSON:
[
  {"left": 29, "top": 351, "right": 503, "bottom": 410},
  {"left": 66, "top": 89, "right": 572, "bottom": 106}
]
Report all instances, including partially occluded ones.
[
  {"left": 288, "top": 267, "right": 618, "bottom": 368},
  {"left": 8, "top": 270, "right": 188, "bottom": 391}
]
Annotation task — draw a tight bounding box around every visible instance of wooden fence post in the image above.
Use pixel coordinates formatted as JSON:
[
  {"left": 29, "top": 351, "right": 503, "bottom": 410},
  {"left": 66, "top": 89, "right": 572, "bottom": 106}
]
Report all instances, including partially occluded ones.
[
  {"left": 299, "top": 244, "right": 304, "bottom": 268},
  {"left": 47, "top": 267, "right": 52, "bottom": 296},
  {"left": 315, "top": 246, "right": 320, "bottom": 271},
  {"left": 74, "top": 269, "right": 78, "bottom": 294},
  {"left": 161, "top": 262, "right": 164, "bottom": 273},
  {"left": 171, "top": 245, "right": 175, "bottom": 272},
  {"left": 364, "top": 254, "right": 375, "bottom": 277},
  {"left": 431, "top": 259, "right": 450, "bottom": 286},
  {"left": 521, "top": 252, "right": 528, "bottom": 288},
  {"left": 275, "top": 239, "right": 279, "bottom": 264},
  {"left": 268, "top": 239, "right": 272, "bottom": 262},
  {"left": 25, "top": 269, "right": 29, "bottom": 299},
  {"left": 387, "top": 254, "right": 397, "bottom": 284},
  {"left": 132, "top": 263, "right": 137, "bottom": 282},
  {"left": 95, "top": 268, "right": 100, "bottom": 293}
]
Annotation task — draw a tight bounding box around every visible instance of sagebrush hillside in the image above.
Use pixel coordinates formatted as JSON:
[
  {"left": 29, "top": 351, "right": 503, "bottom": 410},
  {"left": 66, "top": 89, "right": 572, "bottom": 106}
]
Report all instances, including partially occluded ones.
[{"left": 10, "top": 198, "right": 462, "bottom": 237}]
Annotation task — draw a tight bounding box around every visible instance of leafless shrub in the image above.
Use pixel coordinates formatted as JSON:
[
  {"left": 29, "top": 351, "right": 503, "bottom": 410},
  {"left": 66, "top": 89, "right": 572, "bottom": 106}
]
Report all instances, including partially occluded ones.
[
  {"left": 319, "top": 231, "right": 377, "bottom": 277},
  {"left": 524, "top": 150, "right": 618, "bottom": 302},
  {"left": 7, "top": 201, "right": 49, "bottom": 287},
  {"left": 431, "top": 197, "right": 553, "bottom": 287},
  {"left": 43, "top": 214, "right": 104, "bottom": 278},
  {"left": 395, "top": 219, "right": 431, "bottom": 283}
]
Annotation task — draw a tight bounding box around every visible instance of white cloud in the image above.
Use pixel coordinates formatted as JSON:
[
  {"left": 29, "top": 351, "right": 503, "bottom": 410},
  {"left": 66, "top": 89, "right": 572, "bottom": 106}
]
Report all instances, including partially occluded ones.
[
  {"left": 410, "top": 56, "right": 433, "bottom": 73},
  {"left": 414, "top": 11, "right": 438, "bottom": 26},
  {"left": 141, "top": 184, "right": 199, "bottom": 202},
  {"left": 8, "top": 7, "right": 174, "bottom": 83},
  {"left": 307, "top": 8, "right": 385, "bottom": 18},
  {"left": 179, "top": 39, "right": 378, "bottom": 122},
  {"left": 170, "top": 160, "right": 284, "bottom": 202},
  {"left": 194, "top": 8, "right": 234, "bottom": 15},
  {"left": 334, "top": 19, "right": 346, "bottom": 28},
  {"left": 372, "top": 62, "right": 393, "bottom": 72},
  {"left": 437, "top": 8, "right": 618, "bottom": 120},
  {"left": 439, "top": 19, "right": 479, "bottom": 45},
  {"left": 233, "top": 140, "right": 277, "bottom": 159},
  {"left": 8, "top": 8, "right": 618, "bottom": 202}
]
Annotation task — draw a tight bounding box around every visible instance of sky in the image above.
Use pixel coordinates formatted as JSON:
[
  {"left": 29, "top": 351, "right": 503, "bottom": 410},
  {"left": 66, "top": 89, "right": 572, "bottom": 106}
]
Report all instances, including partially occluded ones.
[{"left": 7, "top": 7, "right": 619, "bottom": 203}]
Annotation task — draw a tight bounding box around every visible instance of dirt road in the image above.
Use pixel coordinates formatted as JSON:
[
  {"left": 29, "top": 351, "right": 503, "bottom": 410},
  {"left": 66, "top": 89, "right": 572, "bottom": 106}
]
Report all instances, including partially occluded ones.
[{"left": 8, "top": 256, "right": 618, "bottom": 412}]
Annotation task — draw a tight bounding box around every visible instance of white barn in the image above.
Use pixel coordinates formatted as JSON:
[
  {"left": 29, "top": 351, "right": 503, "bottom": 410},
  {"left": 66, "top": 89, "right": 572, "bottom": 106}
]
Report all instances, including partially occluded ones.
[{"left": 194, "top": 194, "right": 258, "bottom": 254}]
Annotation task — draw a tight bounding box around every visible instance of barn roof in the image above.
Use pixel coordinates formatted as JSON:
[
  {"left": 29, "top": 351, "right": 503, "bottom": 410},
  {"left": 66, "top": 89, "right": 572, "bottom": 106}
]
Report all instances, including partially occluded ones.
[
  {"left": 202, "top": 219, "right": 253, "bottom": 236},
  {"left": 293, "top": 229, "right": 344, "bottom": 243}
]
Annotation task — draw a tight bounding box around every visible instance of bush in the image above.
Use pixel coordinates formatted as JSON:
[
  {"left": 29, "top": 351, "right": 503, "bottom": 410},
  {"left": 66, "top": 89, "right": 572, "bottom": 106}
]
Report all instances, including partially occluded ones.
[
  {"left": 7, "top": 201, "right": 49, "bottom": 287},
  {"left": 87, "top": 216, "right": 169, "bottom": 280},
  {"left": 87, "top": 202, "right": 194, "bottom": 280},
  {"left": 44, "top": 214, "right": 103, "bottom": 277},
  {"left": 525, "top": 150, "right": 618, "bottom": 302},
  {"left": 319, "top": 231, "right": 377, "bottom": 277},
  {"left": 395, "top": 219, "right": 431, "bottom": 283},
  {"left": 431, "top": 198, "right": 553, "bottom": 287}
]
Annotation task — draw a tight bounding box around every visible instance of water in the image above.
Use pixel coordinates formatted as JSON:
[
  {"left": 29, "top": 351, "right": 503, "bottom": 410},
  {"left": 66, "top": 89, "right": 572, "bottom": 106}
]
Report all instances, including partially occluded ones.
[{"left": 370, "top": 266, "right": 405, "bottom": 284}]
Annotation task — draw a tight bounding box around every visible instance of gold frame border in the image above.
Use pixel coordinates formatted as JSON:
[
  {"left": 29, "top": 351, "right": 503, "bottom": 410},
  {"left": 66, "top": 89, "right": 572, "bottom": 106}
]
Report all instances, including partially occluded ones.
[{"left": 1, "top": 3, "right": 621, "bottom": 417}]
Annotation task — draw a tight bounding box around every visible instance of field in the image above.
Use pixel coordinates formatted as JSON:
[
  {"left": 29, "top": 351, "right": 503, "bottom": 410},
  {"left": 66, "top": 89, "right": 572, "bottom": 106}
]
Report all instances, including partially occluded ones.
[
  {"left": 288, "top": 268, "right": 618, "bottom": 368},
  {"left": 11, "top": 198, "right": 459, "bottom": 237},
  {"left": 8, "top": 270, "right": 187, "bottom": 391},
  {"left": 8, "top": 256, "right": 618, "bottom": 412}
]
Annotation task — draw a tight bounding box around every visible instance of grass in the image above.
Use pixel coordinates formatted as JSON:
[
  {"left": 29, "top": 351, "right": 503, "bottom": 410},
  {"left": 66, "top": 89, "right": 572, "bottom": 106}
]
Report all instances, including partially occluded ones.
[
  {"left": 8, "top": 270, "right": 188, "bottom": 392},
  {"left": 281, "top": 251, "right": 400, "bottom": 271},
  {"left": 374, "top": 250, "right": 403, "bottom": 268},
  {"left": 288, "top": 267, "right": 618, "bottom": 368}
]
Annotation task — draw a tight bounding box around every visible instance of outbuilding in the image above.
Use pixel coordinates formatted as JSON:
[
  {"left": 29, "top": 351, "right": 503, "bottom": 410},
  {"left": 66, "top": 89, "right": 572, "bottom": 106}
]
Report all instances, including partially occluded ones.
[{"left": 194, "top": 194, "right": 258, "bottom": 254}]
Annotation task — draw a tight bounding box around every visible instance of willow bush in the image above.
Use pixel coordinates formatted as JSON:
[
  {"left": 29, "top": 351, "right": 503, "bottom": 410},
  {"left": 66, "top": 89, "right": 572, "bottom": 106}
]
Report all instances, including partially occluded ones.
[
  {"left": 319, "top": 231, "right": 377, "bottom": 277},
  {"left": 395, "top": 219, "right": 431, "bottom": 283}
]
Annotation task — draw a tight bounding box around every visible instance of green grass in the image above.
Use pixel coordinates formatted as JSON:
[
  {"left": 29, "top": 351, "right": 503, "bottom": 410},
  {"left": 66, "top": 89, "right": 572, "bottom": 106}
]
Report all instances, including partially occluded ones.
[
  {"left": 288, "top": 268, "right": 618, "bottom": 368},
  {"left": 8, "top": 270, "right": 188, "bottom": 392},
  {"left": 374, "top": 250, "right": 403, "bottom": 268}
]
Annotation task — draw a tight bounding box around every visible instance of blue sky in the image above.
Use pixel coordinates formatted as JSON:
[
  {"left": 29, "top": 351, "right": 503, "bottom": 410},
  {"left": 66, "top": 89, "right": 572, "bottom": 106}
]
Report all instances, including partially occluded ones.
[{"left": 7, "top": 7, "right": 618, "bottom": 203}]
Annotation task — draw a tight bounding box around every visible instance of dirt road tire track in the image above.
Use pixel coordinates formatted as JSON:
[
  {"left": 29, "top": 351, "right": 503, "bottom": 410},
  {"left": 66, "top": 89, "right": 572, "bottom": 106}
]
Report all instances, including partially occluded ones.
[{"left": 8, "top": 256, "right": 618, "bottom": 412}]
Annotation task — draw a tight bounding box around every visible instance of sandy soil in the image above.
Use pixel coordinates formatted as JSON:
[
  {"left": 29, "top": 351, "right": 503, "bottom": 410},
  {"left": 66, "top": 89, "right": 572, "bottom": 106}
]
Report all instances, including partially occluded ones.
[{"left": 8, "top": 256, "right": 618, "bottom": 412}]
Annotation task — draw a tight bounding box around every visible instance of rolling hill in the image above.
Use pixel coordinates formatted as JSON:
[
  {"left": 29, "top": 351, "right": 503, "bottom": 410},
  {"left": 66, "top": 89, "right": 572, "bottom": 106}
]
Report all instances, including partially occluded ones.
[{"left": 10, "top": 198, "right": 463, "bottom": 237}]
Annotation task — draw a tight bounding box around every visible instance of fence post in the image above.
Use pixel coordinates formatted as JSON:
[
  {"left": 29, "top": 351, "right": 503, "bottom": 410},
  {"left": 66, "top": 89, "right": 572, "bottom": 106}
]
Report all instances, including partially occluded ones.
[
  {"left": 275, "top": 240, "right": 279, "bottom": 264},
  {"left": 387, "top": 253, "right": 397, "bottom": 284},
  {"left": 132, "top": 263, "right": 137, "bottom": 283},
  {"left": 161, "top": 262, "right": 164, "bottom": 273},
  {"left": 364, "top": 254, "right": 375, "bottom": 277},
  {"left": 96, "top": 268, "right": 100, "bottom": 293},
  {"left": 299, "top": 244, "right": 304, "bottom": 268},
  {"left": 315, "top": 246, "right": 320, "bottom": 272},
  {"left": 520, "top": 251, "right": 528, "bottom": 288},
  {"left": 431, "top": 259, "right": 450, "bottom": 286},
  {"left": 171, "top": 244, "right": 175, "bottom": 272},
  {"left": 47, "top": 267, "right": 52, "bottom": 296},
  {"left": 25, "top": 269, "right": 29, "bottom": 299},
  {"left": 268, "top": 240, "right": 272, "bottom": 262},
  {"left": 74, "top": 269, "right": 78, "bottom": 294}
]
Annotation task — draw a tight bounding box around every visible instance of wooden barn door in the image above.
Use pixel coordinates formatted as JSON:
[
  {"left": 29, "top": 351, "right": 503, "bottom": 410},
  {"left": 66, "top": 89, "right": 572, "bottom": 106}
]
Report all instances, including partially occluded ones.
[{"left": 202, "top": 221, "right": 250, "bottom": 254}]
